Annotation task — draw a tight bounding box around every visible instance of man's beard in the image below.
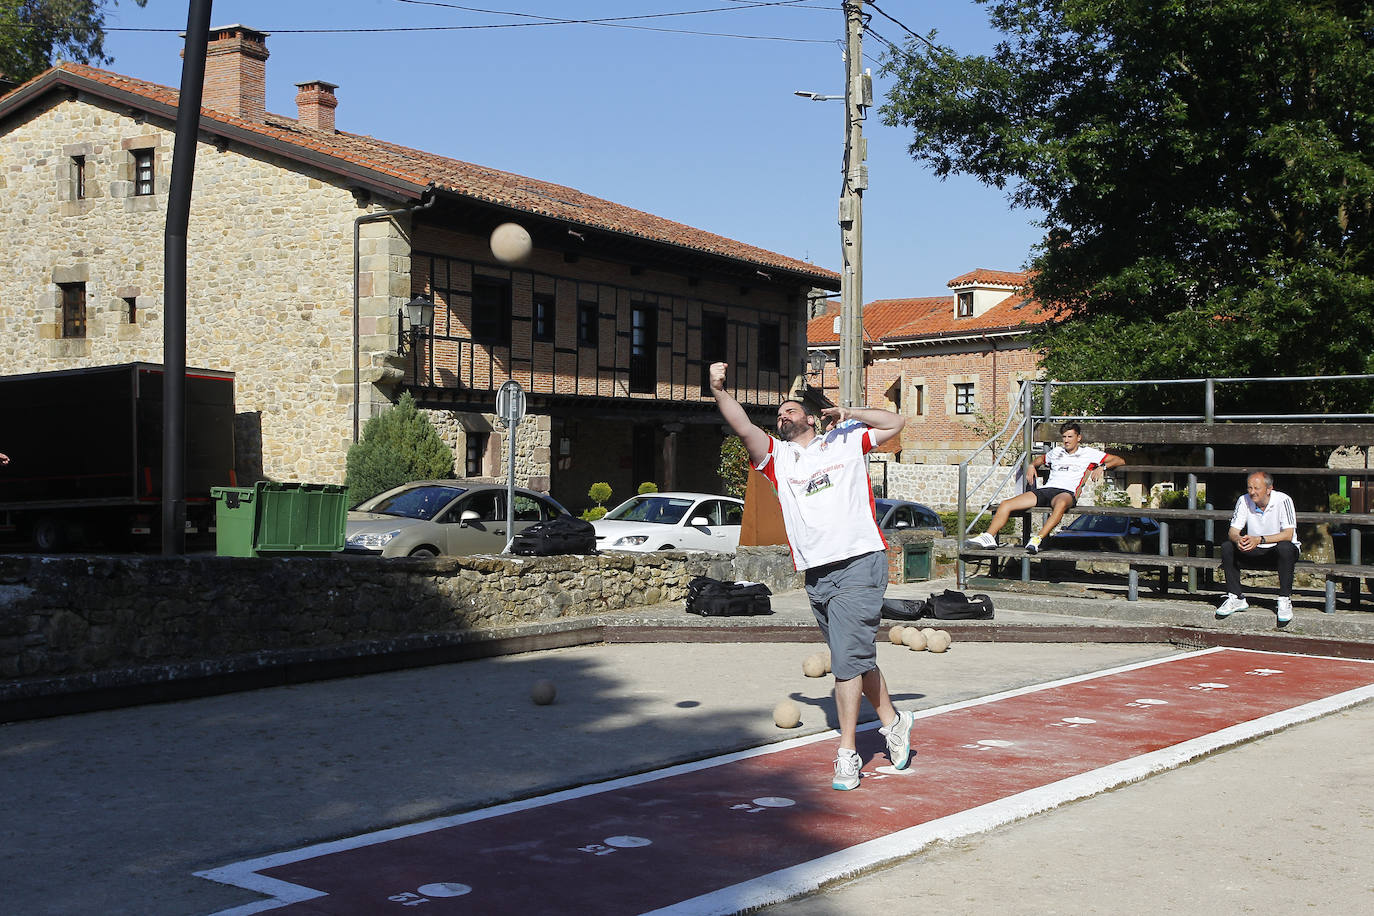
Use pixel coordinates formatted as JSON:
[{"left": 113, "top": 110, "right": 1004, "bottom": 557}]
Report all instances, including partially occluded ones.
[{"left": 777, "top": 418, "right": 806, "bottom": 440}]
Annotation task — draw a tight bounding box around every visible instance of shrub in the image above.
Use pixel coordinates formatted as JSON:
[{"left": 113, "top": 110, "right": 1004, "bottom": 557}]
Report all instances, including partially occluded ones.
[
  {"left": 588, "top": 482, "right": 612, "bottom": 507},
  {"left": 1329, "top": 493, "right": 1351, "bottom": 513},
  {"left": 581, "top": 506, "right": 607, "bottom": 521},
  {"left": 344, "top": 392, "right": 454, "bottom": 504},
  {"left": 940, "top": 511, "right": 990, "bottom": 537},
  {"left": 637, "top": 481, "right": 659, "bottom": 494},
  {"left": 718, "top": 435, "right": 750, "bottom": 499},
  {"left": 1157, "top": 487, "right": 1205, "bottom": 509}
]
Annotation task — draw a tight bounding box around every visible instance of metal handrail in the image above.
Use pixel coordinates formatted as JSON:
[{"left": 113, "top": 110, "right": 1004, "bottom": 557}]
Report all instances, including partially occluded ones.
[{"left": 955, "top": 372, "right": 1374, "bottom": 588}]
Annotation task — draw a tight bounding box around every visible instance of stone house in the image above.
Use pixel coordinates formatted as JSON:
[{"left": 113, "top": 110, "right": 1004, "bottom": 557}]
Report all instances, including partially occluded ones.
[
  {"left": 0, "top": 25, "right": 837, "bottom": 511},
  {"left": 806, "top": 269, "right": 1050, "bottom": 506}
]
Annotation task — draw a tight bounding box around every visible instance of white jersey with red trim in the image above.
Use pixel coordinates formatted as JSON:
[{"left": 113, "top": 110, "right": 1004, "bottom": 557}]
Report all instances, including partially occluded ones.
[
  {"left": 1041, "top": 444, "right": 1111, "bottom": 495},
  {"left": 756, "top": 421, "right": 887, "bottom": 571}
]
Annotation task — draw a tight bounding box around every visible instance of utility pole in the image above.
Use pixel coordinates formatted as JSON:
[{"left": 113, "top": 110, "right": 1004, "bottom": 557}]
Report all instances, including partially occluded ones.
[{"left": 839, "top": 0, "right": 870, "bottom": 409}]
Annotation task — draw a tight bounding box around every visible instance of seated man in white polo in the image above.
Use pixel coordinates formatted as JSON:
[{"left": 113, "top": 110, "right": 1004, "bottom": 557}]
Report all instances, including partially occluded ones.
[{"left": 1216, "top": 471, "right": 1300, "bottom": 624}]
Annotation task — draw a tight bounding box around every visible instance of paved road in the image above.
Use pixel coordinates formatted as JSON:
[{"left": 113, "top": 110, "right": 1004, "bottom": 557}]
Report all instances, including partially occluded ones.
[{"left": 2, "top": 578, "right": 1370, "bottom": 915}]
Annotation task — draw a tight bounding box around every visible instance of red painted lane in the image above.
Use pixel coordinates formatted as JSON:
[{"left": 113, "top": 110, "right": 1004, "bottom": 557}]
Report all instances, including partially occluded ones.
[{"left": 203, "top": 649, "right": 1374, "bottom": 915}]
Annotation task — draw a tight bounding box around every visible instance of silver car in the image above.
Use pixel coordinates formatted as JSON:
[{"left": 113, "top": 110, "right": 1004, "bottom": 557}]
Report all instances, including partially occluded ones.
[{"left": 344, "top": 480, "right": 570, "bottom": 558}]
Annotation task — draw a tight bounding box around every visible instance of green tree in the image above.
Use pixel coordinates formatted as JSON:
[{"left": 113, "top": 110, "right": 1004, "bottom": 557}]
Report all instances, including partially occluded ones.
[
  {"left": 344, "top": 392, "right": 454, "bottom": 504},
  {"left": 881, "top": 0, "right": 1374, "bottom": 414},
  {"left": 718, "top": 435, "right": 750, "bottom": 500},
  {"left": 0, "top": 1, "right": 146, "bottom": 85}
]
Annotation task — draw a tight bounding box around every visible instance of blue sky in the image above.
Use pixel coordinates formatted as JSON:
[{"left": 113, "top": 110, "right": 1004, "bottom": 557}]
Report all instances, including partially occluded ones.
[{"left": 98, "top": 1, "right": 1042, "bottom": 302}]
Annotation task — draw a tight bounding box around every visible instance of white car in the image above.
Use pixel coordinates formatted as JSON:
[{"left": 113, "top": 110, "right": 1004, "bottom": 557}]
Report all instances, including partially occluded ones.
[{"left": 593, "top": 492, "right": 744, "bottom": 553}]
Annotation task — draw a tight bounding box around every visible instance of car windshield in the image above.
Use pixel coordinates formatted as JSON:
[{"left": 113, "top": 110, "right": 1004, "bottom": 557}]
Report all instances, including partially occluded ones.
[
  {"left": 363, "top": 485, "right": 466, "bottom": 521},
  {"left": 605, "top": 496, "right": 695, "bottom": 525}
]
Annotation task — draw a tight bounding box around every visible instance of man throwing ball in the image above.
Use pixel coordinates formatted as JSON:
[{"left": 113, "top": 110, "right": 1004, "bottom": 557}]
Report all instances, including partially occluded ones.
[{"left": 709, "top": 362, "right": 912, "bottom": 790}]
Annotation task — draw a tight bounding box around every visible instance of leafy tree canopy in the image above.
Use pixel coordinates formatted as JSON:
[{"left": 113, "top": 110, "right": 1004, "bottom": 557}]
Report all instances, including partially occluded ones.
[
  {"left": 881, "top": 0, "right": 1374, "bottom": 413},
  {"left": 0, "top": 1, "right": 146, "bottom": 86}
]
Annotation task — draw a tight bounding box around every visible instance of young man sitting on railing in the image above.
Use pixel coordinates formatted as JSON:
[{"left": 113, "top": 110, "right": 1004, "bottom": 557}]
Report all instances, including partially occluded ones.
[
  {"left": 965, "top": 422, "right": 1125, "bottom": 554},
  {"left": 1215, "top": 471, "right": 1299, "bottom": 625}
]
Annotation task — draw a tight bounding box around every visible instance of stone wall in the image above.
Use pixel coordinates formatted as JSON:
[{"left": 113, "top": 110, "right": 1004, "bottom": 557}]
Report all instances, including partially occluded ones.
[
  {"left": 0, "top": 536, "right": 938, "bottom": 707},
  {"left": 0, "top": 552, "right": 729, "bottom": 686}
]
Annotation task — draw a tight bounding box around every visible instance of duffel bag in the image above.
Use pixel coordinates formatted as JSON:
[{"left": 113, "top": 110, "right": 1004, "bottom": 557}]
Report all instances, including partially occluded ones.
[
  {"left": 685, "top": 576, "right": 773, "bottom": 616},
  {"left": 881, "top": 597, "right": 931, "bottom": 621},
  {"left": 926, "top": 589, "right": 995, "bottom": 620},
  {"left": 509, "top": 515, "right": 597, "bottom": 556}
]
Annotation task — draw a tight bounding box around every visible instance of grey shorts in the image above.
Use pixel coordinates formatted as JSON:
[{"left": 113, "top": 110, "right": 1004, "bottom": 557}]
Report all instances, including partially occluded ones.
[{"left": 804, "top": 550, "right": 889, "bottom": 681}]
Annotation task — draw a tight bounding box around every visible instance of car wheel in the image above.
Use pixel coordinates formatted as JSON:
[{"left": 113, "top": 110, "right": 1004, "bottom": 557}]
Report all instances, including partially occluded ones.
[{"left": 408, "top": 546, "right": 439, "bottom": 558}]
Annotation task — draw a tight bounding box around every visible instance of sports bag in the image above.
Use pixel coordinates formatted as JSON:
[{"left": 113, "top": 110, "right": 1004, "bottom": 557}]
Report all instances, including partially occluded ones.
[
  {"left": 509, "top": 515, "right": 597, "bottom": 556},
  {"left": 881, "top": 597, "right": 931, "bottom": 621},
  {"left": 926, "top": 589, "right": 995, "bottom": 620},
  {"left": 685, "top": 576, "right": 773, "bottom": 616}
]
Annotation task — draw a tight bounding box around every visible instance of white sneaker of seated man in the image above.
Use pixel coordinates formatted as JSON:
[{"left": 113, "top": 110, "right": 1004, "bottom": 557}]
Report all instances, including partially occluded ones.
[
  {"left": 966, "top": 533, "right": 998, "bottom": 549},
  {"left": 1215, "top": 594, "right": 1248, "bottom": 618},
  {"left": 1276, "top": 597, "right": 1294, "bottom": 624}
]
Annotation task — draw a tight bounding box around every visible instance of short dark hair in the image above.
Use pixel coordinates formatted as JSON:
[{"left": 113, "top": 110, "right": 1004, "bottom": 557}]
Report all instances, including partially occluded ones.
[{"left": 1059, "top": 421, "right": 1082, "bottom": 435}]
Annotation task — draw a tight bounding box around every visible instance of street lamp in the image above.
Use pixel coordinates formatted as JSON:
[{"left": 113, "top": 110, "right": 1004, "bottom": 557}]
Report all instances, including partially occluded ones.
[
  {"left": 397, "top": 294, "right": 434, "bottom": 356},
  {"left": 793, "top": 90, "right": 843, "bottom": 102}
]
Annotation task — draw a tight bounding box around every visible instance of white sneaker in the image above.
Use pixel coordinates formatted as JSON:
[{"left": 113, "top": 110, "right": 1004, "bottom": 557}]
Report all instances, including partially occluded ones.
[
  {"left": 1276, "top": 598, "right": 1293, "bottom": 624},
  {"left": 832, "top": 750, "right": 861, "bottom": 791},
  {"left": 1025, "top": 535, "right": 1043, "bottom": 555},
  {"left": 880, "top": 710, "right": 914, "bottom": 770},
  {"left": 1216, "top": 594, "right": 1248, "bottom": 618},
  {"left": 966, "top": 533, "right": 997, "bottom": 549}
]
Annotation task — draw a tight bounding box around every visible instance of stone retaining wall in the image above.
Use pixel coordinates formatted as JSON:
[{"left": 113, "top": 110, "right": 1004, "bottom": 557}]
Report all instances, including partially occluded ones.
[{"left": 0, "top": 535, "right": 941, "bottom": 717}]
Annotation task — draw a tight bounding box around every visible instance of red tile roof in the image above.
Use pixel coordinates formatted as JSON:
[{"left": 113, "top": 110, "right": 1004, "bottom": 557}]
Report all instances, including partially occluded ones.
[
  {"left": 2, "top": 63, "right": 838, "bottom": 284},
  {"left": 807, "top": 286, "right": 1050, "bottom": 346},
  {"left": 946, "top": 268, "right": 1029, "bottom": 288}
]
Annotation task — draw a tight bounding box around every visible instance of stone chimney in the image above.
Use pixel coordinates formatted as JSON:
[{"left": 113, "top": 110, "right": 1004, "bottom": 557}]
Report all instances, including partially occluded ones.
[
  {"left": 201, "top": 25, "right": 270, "bottom": 121},
  {"left": 294, "top": 81, "right": 338, "bottom": 132}
]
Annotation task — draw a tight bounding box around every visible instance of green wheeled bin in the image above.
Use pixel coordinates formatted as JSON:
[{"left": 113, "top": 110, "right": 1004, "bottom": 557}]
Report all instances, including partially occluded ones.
[
  {"left": 211, "top": 486, "right": 260, "bottom": 557},
  {"left": 252, "top": 482, "right": 349, "bottom": 554}
]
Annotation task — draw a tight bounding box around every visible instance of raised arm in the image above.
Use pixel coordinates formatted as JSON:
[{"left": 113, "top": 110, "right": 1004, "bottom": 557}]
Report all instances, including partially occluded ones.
[
  {"left": 820, "top": 405, "right": 905, "bottom": 447},
  {"left": 708, "top": 362, "right": 770, "bottom": 466}
]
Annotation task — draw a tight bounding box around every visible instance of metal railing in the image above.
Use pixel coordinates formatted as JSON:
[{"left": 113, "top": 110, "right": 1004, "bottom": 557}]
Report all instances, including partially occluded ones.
[{"left": 955, "top": 373, "right": 1374, "bottom": 589}]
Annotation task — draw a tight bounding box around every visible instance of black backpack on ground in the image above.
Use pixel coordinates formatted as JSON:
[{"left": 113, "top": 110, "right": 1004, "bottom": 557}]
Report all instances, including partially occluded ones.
[
  {"left": 685, "top": 576, "right": 773, "bottom": 616},
  {"left": 509, "top": 515, "right": 597, "bottom": 556},
  {"left": 882, "top": 590, "right": 995, "bottom": 621},
  {"left": 881, "top": 597, "right": 931, "bottom": 620},
  {"left": 927, "top": 589, "right": 995, "bottom": 619}
]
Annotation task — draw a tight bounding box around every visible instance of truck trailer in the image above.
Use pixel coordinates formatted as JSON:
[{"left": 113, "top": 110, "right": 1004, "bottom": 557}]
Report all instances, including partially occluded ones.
[{"left": 0, "top": 363, "right": 236, "bottom": 551}]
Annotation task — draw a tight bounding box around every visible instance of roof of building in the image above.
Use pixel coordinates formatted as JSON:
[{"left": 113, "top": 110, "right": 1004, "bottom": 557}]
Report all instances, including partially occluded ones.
[
  {"left": 0, "top": 62, "right": 838, "bottom": 286},
  {"left": 807, "top": 273, "right": 1050, "bottom": 347},
  {"left": 946, "top": 267, "right": 1029, "bottom": 288}
]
